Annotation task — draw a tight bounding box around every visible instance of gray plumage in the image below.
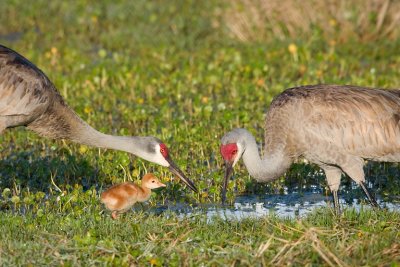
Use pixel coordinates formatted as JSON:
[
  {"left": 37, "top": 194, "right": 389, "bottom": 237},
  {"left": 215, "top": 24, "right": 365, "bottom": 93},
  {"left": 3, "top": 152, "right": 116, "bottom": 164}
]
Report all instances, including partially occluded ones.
[
  {"left": 0, "top": 45, "right": 197, "bottom": 192},
  {"left": 221, "top": 85, "right": 400, "bottom": 211},
  {"left": 0, "top": 44, "right": 89, "bottom": 140}
]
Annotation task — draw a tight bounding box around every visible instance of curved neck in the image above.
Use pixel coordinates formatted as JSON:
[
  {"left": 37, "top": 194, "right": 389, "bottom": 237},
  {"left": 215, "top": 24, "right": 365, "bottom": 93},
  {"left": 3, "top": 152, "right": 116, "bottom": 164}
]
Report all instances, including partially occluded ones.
[
  {"left": 71, "top": 124, "right": 157, "bottom": 163},
  {"left": 241, "top": 132, "right": 292, "bottom": 182},
  {"left": 28, "top": 99, "right": 156, "bottom": 161},
  {"left": 72, "top": 124, "right": 135, "bottom": 153},
  {"left": 29, "top": 101, "right": 138, "bottom": 154}
]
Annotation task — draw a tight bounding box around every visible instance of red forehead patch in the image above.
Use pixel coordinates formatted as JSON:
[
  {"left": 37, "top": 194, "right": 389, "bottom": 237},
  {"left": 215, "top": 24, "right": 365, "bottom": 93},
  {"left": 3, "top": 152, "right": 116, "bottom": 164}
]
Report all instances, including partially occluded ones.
[
  {"left": 159, "top": 143, "right": 169, "bottom": 158},
  {"left": 220, "top": 143, "right": 238, "bottom": 160}
]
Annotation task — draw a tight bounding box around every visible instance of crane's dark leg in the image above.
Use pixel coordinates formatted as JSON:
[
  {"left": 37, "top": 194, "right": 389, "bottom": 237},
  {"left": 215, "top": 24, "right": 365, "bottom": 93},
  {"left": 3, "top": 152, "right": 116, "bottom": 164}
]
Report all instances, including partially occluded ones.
[
  {"left": 332, "top": 190, "right": 341, "bottom": 215},
  {"left": 322, "top": 166, "right": 342, "bottom": 215},
  {"left": 341, "top": 160, "right": 380, "bottom": 209},
  {"left": 359, "top": 182, "right": 379, "bottom": 208}
]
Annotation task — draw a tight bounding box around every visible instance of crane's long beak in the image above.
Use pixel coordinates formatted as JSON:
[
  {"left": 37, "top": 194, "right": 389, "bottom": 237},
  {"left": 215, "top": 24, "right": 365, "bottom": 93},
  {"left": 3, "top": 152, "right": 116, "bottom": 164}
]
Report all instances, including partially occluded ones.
[
  {"left": 166, "top": 157, "right": 198, "bottom": 193},
  {"left": 221, "top": 160, "right": 234, "bottom": 204}
]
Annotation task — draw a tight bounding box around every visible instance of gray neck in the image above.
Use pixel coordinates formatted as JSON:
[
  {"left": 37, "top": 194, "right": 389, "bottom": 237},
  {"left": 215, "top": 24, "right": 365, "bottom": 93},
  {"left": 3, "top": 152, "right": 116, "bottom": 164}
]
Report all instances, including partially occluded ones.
[
  {"left": 71, "top": 124, "right": 148, "bottom": 158},
  {"left": 241, "top": 131, "right": 292, "bottom": 182}
]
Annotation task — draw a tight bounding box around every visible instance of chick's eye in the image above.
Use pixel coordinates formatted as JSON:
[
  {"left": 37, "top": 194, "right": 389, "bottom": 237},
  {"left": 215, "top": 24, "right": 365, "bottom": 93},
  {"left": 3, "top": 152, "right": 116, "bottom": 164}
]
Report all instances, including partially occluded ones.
[{"left": 152, "top": 180, "right": 155, "bottom": 183}]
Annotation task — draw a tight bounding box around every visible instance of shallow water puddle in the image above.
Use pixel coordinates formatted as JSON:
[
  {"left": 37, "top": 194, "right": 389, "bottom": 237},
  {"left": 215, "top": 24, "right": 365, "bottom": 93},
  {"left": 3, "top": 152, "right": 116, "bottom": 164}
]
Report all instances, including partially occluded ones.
[{"left": 149, "top": 190, "right": 400, "bottom": 220}]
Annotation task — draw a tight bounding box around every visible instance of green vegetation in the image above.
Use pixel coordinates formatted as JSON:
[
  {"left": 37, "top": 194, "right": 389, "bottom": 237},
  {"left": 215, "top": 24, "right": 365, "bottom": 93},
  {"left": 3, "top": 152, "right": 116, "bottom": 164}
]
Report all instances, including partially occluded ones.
[
  {"left": 0, "top": 0, "right": 399, "bottom": 265},
  {"left": 1, "top": 208, "right": 400, "bottom": 266}
]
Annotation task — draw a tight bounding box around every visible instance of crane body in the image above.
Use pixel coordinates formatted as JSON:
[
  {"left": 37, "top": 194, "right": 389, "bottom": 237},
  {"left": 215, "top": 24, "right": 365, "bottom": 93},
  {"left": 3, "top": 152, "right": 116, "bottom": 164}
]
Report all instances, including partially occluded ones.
[{"left": 221, "top": 85, "right": 400, "bottom": 212}]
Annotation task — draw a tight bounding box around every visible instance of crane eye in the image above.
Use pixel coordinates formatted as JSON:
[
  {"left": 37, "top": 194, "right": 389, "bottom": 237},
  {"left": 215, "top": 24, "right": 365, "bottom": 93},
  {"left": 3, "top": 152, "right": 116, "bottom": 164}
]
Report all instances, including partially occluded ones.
[
  {"left": 159, "top": 144, "right": 169, "bottom": 157},
  {"left": 232, "top": 150, "right": 238, "bottom": 155}
]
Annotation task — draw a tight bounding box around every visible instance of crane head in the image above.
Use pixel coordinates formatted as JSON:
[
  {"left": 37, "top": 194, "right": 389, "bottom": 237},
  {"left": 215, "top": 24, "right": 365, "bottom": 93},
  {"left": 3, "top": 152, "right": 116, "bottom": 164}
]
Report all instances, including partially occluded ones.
[
  {"left": 220, "top": 128, "right": 247, "bottom": 203},
  {"left": 137, "top": 137, "right": 197, "bottom": 193}
]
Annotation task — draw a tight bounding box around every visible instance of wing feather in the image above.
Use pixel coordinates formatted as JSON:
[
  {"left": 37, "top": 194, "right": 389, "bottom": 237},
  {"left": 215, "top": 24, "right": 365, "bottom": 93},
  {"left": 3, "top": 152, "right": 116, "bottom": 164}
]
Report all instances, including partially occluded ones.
[
  {"left": 301, "top": 86, "right": 400, "bottom": 158},
  {"left": 0, "top": 45, "right": 52, "bottom": 117}
]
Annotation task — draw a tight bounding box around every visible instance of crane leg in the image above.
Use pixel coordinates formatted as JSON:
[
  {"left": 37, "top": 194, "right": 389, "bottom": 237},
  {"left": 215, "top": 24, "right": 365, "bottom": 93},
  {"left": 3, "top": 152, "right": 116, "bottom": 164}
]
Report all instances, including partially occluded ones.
[
  {"left": 0, "top": 118, "right": 6, "bottom": 135},
  {"left": 332, "top": 190, "right": 340, "bottom": 215},
  {"left": 341, "top": 161, "right": 380, "bottom": 209},
  {"left": 359, "top": 182, "right": 379, "bottom": 208},
  {"left": 322, "top": 166, "right": 342, "bottom": 215}
]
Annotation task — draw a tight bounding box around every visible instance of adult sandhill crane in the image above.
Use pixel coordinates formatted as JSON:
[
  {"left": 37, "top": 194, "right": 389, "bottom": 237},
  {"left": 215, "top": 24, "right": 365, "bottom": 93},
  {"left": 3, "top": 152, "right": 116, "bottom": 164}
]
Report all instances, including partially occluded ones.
[
  {"left": 0, "top": 45, "right": 197, "bottom": 192},
  {"left": 220, "top": 85, "right": 400, "bottom": 213}
]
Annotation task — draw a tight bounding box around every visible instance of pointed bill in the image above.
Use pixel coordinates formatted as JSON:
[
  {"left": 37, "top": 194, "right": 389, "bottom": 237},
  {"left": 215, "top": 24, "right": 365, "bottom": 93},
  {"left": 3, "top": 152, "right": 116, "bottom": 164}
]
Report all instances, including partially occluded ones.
[
  {"left": 166, "top": 157, "right": 198, "bottom": 193},
  {"left": 157, "top": 181, "right": 167, "bottom": 187},
  {"left": 221, "top": 160, "right": 233, "bottom": 204}
]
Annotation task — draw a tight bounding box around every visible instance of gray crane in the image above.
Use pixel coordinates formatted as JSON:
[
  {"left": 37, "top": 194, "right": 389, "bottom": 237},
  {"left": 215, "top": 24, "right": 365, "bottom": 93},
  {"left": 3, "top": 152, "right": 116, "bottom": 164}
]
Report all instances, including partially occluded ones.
[
  {"left": 0, "top": 45, "right": 197, "bottom": 192},
  {"left": 220, "top": 85, "right": 400, "bottom": 213}
]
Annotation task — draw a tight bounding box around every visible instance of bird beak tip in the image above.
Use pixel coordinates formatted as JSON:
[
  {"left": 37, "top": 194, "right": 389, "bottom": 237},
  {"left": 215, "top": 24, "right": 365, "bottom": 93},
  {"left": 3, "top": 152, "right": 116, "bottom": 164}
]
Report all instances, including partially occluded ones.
[{"left": 167, "top": 159, "right": 198, "bottom": 193}]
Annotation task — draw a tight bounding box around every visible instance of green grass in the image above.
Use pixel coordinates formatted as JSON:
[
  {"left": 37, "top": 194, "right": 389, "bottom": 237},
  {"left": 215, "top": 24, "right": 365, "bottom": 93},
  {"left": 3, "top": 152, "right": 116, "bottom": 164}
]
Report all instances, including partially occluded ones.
[
  {"left": 1, "top": 208, "right": 399, "bottom": 266},
  {"left": 0, "top": 0, "right": 400, "bottom": 265}
]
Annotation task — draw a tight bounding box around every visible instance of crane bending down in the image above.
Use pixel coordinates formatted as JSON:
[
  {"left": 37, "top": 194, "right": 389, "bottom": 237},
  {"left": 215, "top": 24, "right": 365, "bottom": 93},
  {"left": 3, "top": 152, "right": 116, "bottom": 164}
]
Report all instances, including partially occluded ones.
[
  {"left": 0, "top": 45, "right": 197, "bottom": 192},
  {"left": 220, "top": 85, "right": 400, "bottom": 213}
]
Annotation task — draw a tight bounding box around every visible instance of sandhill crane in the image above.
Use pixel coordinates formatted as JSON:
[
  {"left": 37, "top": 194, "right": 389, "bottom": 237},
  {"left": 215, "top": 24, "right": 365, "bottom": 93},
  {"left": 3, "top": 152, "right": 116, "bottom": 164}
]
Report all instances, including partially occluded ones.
[
  {"left": 0, "top": 45, "right": 197, "bottom": 192},
  {"left": 220, "top": 85, "right": 400, "bottom": 213}
]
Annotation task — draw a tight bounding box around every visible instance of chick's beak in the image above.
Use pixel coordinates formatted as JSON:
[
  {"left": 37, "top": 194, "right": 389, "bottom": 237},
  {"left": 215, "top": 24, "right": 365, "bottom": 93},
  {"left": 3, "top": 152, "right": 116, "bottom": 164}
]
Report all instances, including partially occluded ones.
[
  {"left": 166, "top": 157, "right": 198, "bottom": 193},
  {"left": 221, "top": 160, "right": 234, "bottom": 204},
  {"left": 157, "top": 181, "right": 167, "bottom": 187}
]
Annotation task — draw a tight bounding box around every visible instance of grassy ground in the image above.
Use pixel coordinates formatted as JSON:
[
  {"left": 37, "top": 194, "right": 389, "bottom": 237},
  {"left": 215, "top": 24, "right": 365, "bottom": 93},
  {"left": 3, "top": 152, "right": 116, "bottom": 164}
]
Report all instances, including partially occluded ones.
[
  {"left": 0, "top": 208, "right": 399, "bottom": 266},
  {"left": 1, "top": 0, "right": 400, "bottom": 265}
]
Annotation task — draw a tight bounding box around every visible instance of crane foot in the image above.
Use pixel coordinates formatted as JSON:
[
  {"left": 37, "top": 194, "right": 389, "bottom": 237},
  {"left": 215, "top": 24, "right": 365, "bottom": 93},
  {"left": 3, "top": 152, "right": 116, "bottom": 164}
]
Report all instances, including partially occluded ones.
[{"left": 111, "top": 211, "right": 119, "bottom": 220}]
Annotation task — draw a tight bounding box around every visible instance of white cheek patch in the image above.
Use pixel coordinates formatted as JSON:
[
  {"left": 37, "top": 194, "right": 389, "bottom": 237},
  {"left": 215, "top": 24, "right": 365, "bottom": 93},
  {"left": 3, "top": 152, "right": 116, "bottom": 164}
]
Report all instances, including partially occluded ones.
[
  {"left": 138, "top": 144, "right": 169, "bottom": 167},
  {"left": 232, "top": 143, "right": 244, "bottom": 167},
  {"left": 156, "top": 153, "right": 170, "bottom": 167}
]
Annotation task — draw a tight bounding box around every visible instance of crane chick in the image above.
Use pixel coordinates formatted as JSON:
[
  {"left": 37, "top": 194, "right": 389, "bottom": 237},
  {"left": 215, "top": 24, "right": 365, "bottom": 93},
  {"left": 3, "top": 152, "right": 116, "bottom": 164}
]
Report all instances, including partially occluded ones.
[{"left": 101, "top": 173, "right": 166, "bottom": 219}]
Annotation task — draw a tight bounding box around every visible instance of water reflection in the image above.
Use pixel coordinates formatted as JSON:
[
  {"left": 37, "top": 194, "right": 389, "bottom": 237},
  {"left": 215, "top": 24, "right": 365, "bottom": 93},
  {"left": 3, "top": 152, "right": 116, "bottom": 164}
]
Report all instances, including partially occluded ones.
[{"left": 148, "top": 189, "right": 400, "bottom": 220}]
